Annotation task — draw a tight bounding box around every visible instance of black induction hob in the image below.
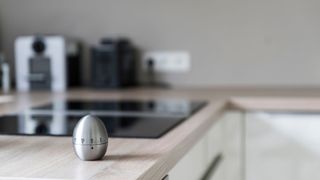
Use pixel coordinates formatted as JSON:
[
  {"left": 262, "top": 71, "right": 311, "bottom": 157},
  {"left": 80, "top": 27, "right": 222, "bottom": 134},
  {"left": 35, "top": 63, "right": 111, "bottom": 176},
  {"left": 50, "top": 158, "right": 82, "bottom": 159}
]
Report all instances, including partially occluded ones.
[
  {"left": 0, "top": 100, "right": 206, "bottom": 138},
  {"left": 30, "top": 100, "right": 205, "bottom": 117}
]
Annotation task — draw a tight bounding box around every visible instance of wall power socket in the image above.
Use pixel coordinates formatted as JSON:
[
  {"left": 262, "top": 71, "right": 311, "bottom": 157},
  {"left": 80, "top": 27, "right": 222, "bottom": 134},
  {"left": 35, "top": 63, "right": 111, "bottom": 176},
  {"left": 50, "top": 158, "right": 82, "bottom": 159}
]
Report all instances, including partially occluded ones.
[{"left": 142, "top": 51, "right": 191, "bottom": 73}]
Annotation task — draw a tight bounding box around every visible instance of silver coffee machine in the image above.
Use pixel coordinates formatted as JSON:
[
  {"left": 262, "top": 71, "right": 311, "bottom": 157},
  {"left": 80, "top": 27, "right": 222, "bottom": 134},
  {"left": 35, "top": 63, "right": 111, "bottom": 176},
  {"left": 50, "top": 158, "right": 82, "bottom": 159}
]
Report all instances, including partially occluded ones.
[{"left": 15, "top": 35, "right": 82, "bottom": 92}]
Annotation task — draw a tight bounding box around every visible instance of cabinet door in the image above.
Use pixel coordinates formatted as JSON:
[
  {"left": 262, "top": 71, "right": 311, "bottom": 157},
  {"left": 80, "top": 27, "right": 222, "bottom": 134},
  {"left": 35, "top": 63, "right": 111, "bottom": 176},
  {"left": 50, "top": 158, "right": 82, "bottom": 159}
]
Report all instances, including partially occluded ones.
[
  {"left": 205, "top": 111, "right": 245, "bottom": 180},
  {"left": 168, "top": 135, "right": 208, "bottom": 180},
  {"left": 169, "top": 111, "right": 245, "bottom": 180},
  {"left": 220, "top": 111, "right": 245, "bottom": 180},
  {"left": 246, "top": 112, "right": 320, "bottom": 180}
]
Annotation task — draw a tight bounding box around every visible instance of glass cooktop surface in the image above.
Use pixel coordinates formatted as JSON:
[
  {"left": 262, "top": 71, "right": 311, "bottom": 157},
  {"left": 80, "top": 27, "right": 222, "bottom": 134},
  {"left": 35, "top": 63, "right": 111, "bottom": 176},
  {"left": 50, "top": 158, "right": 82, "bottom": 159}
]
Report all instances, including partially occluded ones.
[
  {"left": 0, "top": 100, "right": 206, "bottom": 138},
  {"left": 30, "top": 100, "right": 205, "bottom": 116}
]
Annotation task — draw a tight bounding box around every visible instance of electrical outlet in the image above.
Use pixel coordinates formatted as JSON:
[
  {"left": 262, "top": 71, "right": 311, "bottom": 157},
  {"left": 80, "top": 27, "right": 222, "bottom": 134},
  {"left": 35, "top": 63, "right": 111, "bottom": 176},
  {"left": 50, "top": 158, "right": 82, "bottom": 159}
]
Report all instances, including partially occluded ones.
[{"left": 142, "top": 51, "right": 191, "bottom": 73}]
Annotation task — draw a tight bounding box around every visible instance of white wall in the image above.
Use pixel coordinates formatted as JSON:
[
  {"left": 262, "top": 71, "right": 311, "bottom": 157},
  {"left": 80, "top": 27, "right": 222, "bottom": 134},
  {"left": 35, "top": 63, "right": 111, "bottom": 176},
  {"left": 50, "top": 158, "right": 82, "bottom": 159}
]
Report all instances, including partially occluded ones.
[{"left": 1, "top": 0, "right": 320, "bottom": 87}]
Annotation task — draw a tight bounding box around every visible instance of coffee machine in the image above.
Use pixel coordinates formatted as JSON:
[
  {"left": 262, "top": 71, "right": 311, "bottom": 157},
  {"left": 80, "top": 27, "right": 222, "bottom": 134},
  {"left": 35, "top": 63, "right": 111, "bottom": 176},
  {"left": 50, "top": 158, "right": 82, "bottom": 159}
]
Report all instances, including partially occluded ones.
[
  {"left": 90, "top": 38, "right": 137, "bottom": 88},
  {"left": 15, "top": 35, "right": 82, "bottom": 92}
]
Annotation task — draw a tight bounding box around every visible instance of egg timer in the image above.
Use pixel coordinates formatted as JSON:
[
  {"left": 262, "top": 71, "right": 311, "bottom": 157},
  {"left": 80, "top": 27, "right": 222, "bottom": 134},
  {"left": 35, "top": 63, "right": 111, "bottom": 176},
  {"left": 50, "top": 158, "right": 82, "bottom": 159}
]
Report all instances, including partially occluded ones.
[{"left": 72, "top": 115, "right": 108, "bottom": 161}]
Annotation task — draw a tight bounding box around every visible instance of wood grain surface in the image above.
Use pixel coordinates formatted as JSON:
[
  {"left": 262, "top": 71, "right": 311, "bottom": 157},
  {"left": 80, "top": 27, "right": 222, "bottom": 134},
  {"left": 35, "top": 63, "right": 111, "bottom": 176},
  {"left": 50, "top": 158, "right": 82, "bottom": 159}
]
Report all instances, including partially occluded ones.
[{"left": 1, "top": 87, "right": 320, "bottom": 179}]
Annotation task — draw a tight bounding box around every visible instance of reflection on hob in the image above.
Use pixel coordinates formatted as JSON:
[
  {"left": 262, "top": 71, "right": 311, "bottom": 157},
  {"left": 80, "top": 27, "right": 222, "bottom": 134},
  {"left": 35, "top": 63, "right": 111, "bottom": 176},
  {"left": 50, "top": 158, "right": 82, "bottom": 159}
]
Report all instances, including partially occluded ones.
[
  {"left": 0, "top": 114, "right": 185, "bottom": 138},
  {"left": 0, "top": 100, "right": 206, "bottom": 138},
  {"left": 31, "top": 100, "right": 205, "bottom": 116}
]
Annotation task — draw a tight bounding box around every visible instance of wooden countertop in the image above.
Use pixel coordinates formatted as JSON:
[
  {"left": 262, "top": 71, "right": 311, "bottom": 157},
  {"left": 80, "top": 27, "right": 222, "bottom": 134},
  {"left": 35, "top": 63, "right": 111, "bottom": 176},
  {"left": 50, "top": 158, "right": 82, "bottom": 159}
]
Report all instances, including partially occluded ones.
[{"left": 1, "top": 87, "right": 320, "bottom": 180}]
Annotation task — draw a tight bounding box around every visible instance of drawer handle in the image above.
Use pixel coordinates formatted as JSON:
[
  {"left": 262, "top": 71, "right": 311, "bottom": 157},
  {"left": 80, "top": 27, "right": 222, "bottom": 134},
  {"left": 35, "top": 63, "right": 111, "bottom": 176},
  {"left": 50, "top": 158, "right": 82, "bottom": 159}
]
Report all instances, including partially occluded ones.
[{"left": 201, "top": 153, "right": 223, "bottom": 180}]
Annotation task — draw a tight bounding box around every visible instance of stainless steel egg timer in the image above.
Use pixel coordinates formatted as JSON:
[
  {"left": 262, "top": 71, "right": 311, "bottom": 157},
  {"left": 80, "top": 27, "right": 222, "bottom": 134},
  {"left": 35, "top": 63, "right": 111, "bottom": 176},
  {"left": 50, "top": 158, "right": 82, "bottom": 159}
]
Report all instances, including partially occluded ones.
[{"left": 73, "top": 115, "right": 108, "bottom": 161}]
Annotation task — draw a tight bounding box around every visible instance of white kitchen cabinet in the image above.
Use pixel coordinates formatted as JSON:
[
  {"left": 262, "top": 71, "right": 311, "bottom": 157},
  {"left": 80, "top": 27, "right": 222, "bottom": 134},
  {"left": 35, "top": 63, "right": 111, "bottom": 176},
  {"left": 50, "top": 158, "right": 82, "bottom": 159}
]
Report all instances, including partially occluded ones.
[
  {"left": 168, "top": 134, "right": 209, "bottom": 180},
  {"left": 169, "top": 111, "right": 244, "bottom": 180},
  {"left": 245, "top": 112, "right": 320, "bottom": 180},
  {"left": 219, "top": 111, "right": 244, "bottom": 180}
]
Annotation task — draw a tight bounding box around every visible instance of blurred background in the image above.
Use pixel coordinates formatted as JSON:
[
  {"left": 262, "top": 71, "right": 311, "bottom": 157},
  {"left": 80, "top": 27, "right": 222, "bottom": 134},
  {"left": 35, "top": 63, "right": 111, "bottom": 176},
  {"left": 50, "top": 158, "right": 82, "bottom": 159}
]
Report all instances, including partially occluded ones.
[{"left": 1, "top": 0, "right": 320, "bottom": 89}]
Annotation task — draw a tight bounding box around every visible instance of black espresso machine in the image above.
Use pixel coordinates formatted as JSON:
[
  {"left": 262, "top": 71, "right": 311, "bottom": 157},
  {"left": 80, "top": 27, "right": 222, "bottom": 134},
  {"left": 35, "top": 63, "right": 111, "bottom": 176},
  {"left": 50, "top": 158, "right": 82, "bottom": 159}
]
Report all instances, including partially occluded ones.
[{"left": 90, "top": 38, "right": 138, "bottom": 89}]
